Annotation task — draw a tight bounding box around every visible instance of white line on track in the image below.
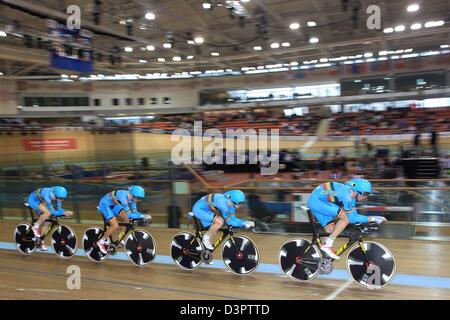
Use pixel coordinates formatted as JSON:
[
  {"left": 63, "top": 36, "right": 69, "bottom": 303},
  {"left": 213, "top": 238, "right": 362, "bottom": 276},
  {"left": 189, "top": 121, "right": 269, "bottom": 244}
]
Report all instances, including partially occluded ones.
[
  {"left": 324, "top": 279, "right": 353, "bottom": 300},
  {"left": 17, "top": 288, "right": 67, "bottom": 293}
]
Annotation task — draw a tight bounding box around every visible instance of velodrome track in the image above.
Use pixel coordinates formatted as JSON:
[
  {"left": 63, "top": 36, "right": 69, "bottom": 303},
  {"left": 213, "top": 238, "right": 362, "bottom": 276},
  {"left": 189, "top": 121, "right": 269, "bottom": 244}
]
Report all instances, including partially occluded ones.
[{"left": 0, "top": 220, "right": 449, "bottom": 300}]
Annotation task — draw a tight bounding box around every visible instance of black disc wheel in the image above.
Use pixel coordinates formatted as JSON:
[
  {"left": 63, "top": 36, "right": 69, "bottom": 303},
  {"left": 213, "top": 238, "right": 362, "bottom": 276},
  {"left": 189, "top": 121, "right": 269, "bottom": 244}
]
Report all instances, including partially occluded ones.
[
  {"left": 279, "top": 238, "right": 322, "bottom": 281},
  {"left": 222, "top": 235, "right": 260, "bottom": 275},
  {"left": 51, "top": 225, "right": 77, "bottom": 259},
  {"left": 170, "top": 232, "right": 202, "bottom": 270},
  {"left": 82, "top": 227, "right": 109, "bottom": 262},
  {"left": 346, "top": 241, "right": 396, "bottom": 289},
  {"left": 124, "top": 230, "right": 157, "bottom": 266},
  {"left": 14, "top": 223, "right": 37, "bottom": 256}
]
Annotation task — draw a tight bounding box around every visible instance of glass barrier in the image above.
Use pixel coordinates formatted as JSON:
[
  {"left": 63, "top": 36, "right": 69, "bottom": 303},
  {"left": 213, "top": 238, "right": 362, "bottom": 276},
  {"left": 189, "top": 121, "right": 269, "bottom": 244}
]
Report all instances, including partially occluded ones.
[
  {"left": 218, "top": 179, "right": 450, "bottom": 241},
  {"left": 1, "top": 153, "right": 449, "bottom": 241}
]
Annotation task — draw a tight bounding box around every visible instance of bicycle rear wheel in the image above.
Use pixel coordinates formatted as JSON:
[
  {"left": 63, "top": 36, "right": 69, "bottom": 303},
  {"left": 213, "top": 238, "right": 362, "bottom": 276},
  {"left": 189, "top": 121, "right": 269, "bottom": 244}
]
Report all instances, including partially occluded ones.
[
  {"left": 346, "top": 241, "right": 396, "bottom": 289},
  {"left": 170, "top": 232, "right": 202, "bottom": 270},
  {"left": 83, "top": 227, "right": 109, "bottom": 262},
  {"left": 279, "top": 238, "right": 322, "bottom": 281},
  {"left": 14, "top": 223, "right": 37, "bottom": 255}
]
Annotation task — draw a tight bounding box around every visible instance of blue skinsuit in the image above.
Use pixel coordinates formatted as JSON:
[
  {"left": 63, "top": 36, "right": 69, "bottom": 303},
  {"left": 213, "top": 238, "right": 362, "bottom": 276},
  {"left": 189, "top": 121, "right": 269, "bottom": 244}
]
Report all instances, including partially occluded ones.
[
  {"left": 98, "top": 190, "right": 142, "bottom": 221},
  {"left": 307, "top": 182, "right": 369, "bottom": 228},
  {"left": 27, "top": 187, "right": 65, "bottom": 216},
  {"left": 192, "top": 193, "right": 246, "bottom": 228}
]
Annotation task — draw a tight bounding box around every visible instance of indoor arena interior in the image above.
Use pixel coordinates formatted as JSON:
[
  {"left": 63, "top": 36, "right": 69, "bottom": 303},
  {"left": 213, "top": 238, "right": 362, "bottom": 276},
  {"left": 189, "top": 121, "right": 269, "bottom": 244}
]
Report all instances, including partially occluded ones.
[{"left": 0, "top": 0, "right": 449, "bottom": 302}]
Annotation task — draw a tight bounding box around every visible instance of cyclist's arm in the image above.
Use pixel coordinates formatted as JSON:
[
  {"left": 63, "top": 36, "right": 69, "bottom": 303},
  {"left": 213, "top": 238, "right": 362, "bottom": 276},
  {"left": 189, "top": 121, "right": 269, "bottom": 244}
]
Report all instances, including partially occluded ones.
[
  {"left": 130, "top": 200, "right": 138, "bottom": 212},
  {"left": 42, "top": 190, "right": 60, "bottom": 215},
  {"left": 117, "top": 191, "right": 132, "bottom": 215},
  {"left": 346, "top": 209, "right": 370, "bottom": 224},
  {"left": 215, "top": 197, "right": 231, "bottom": 220}
]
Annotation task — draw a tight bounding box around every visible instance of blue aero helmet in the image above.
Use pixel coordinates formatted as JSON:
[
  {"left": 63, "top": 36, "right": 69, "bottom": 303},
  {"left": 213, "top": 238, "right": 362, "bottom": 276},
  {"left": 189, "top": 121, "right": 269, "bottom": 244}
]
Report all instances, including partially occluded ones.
[
  {"left": 224, "top": 190, "right": 246, "bottom": 207},
  {"left": 128, "top": 185, "right": 145, "bottom": 200},
  {"left": 52, "top": 186, "right": 68, "bottom": 200},
  {"left": 345, "top": 178, "right": 372, "bottom": 196}
]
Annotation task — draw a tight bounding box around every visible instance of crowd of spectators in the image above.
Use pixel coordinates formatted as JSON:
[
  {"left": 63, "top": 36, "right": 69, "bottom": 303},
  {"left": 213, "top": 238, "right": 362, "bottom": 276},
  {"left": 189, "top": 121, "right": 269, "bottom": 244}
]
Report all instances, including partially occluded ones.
[{"left": 1, "top": 106, "right": 450, "bottom": 139}]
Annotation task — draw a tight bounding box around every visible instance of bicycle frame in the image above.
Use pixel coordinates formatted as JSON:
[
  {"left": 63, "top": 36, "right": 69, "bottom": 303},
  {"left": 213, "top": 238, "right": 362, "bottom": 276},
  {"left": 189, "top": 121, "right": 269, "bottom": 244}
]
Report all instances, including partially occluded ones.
[
  {"left": 306, "top": 209, "right": 367, "bottom": 259},
  {"left": 192, "top": 215, "right": 236, "bottom": 253},
  {"left": 26, "top": 205, "right": 61, "bottom": 241},
  {"left": 100, "top": 212, "right": 139, "bottom": 247}
]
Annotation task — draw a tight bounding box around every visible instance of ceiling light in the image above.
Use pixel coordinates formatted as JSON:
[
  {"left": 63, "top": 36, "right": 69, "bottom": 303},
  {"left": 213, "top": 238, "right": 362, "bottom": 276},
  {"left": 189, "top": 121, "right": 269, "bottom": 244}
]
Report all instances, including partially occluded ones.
[
  {"left": 407, "top": 4, "right": 420, "bottom": 12},
  {"left": 289, "top": 22, "right": 300, "bottom": 30},
  {"left": 281, "top": 42, "right": 291, "bottom": 47},
  {"left": 309, "top": 37, "right": 319, "bottom": 43},
  {"left": 211, "top": 52, "right": 219, "bottom": 56},
  {"left": 146, "top": 45, "right": 155, "bottom": 51},
  {"left": 441, "top": 44, "right": 449, "bottom": 49},
  {"left": 187, "top": 40, "right": 195, "bottom": 45},
  {"left": 319, "top": 58, "right": 328, "bottom": 62},
  {"left": 290, "top": 61, "right": 299, "bottom": 66},
  {"left": 173, "top": 56, "right": 181, "bottom": 61},
  {"left": 194, "top": 36, "right": 204, "bottom": 44},
  {"left": 307, "top": 21, "right": 317, "bottom": 27},
  {"left": 270, "top": 42, "right": 280, "bottom": 48},
  {"left": 139, "top": 59, "right": 147, "bottom": 63},
  {"left": 410, "top": 23, "right": 422, "bottom": 30},
  {"left": 383, "top": 27, "right": 394, "bottom": 33},
  {"left": 425, "top": 20, "right": 445, "bottom": 28},
  {"left": 202, "top": 2, "right": 212, "bottom": 10},
  {"left": 241, "top": 0, "right": 250, "bottom": 2},
  {"left": 187, "top": 55, "right": 194, "bottom": 59},
  {"left": 0, "top": 31, "right": 6, "bottom": 37},
  {"left": 61, "top": 74, "right": 68, "bottom": 78},
  {"left": 157, "top": 58, "right": 165, "bottom": 62},
  {"left": 253, "top": 46, "right": 262, "bottom": 51},
  {"left": 124, "top": 47, "right": 133, "bottom": 52},
  {"left": 163, "top": 43, "right": 172, "bottom": 48},
  {"left": 394, "top": 25, "right": 405, "bottom": 32},
  {"left": 145, "top": 12, "right": 155, "bottom": 20},
  {"left": 364, "top": 52, "right": 373, "bottom": 57},
  {"left": 404, "top": 48, "right": 413, "bottom": 53}
]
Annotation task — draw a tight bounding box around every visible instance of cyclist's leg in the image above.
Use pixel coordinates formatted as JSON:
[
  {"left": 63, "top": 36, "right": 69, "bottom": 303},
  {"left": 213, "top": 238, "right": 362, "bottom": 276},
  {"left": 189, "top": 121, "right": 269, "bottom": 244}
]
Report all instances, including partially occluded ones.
[
  {"left": 308, "top": 198, "right": 344, "bottom": 259},
  {"left": 99, "top": 204, "right": 119, "bottom": 240},
  {"left": 207, "top": 215, "right": 224, "bottom": 245},
  {"left": 30, "top": 198, "right": 51, "bottom": 249},
  {"left": 29, "top": 195, "right": 50, "bottom": 236},
  {"left": 329, "top": 208, "right": 349, "bottom": 240},
  {"left": 193, "top": 207, "right": 221, "bottom": 249}
]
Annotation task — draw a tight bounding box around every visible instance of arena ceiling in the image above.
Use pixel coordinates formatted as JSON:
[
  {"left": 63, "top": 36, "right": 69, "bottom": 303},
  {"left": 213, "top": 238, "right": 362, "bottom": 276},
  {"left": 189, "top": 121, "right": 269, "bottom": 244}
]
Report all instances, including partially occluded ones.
[{"left": 0, "top": 0, "right": 449, "bottom": 78}]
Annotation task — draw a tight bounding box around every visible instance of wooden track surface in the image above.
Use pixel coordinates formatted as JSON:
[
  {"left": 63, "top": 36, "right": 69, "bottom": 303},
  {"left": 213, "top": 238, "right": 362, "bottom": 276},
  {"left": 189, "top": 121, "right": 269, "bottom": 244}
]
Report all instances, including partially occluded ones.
[{"left": 1, "top": 220, "right": 449, "bottom": 300}]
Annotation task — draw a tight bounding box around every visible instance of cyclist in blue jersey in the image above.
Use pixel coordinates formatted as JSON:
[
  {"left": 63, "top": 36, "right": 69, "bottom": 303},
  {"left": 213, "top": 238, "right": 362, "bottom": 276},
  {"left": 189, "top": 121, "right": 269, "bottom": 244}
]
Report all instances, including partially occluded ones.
[
  {"left": 96, "top": 186, "right": 151, "bottom": 254},
  {"left": 307, "top": 178, "right": 386, "bottom": 260},
  {"left": 27, "top": 186, "right": 73, "bottom": 251},
  {"left": 192, "top": 190, "right": 255, "bottom": 250}
]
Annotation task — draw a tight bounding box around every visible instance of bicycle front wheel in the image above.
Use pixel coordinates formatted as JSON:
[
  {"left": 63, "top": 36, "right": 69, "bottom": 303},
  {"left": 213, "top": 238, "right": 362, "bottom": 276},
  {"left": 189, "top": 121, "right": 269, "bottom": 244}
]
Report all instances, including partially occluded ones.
[{"left": 346, "top": 241, "right": 396, "bottom": 289}]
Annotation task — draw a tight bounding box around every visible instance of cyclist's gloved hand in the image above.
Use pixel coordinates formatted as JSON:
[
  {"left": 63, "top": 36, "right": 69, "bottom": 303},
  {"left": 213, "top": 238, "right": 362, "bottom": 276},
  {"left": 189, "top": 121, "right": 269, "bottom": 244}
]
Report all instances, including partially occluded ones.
[
  {"left": 141, "top": 213, "right": 152, "bottom": 221},
  {"left": 370, "top": 216, "right": 387, "bottom": 224},
  {"left": 227, "top": 216, "right": 245, "bottom": 228},
  {"left": 243, "top": 221, "right": 255, "bottom": 229}
]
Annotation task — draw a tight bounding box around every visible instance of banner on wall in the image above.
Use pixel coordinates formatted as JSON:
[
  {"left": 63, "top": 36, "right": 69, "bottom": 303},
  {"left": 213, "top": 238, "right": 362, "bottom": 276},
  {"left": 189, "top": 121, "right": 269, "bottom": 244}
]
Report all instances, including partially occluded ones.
[
  {"left": 47, "top": 19, "right": 94, "bottom": 73},
  {"left": 22, "top": 138, "right": 77, "bottom": 151}
]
